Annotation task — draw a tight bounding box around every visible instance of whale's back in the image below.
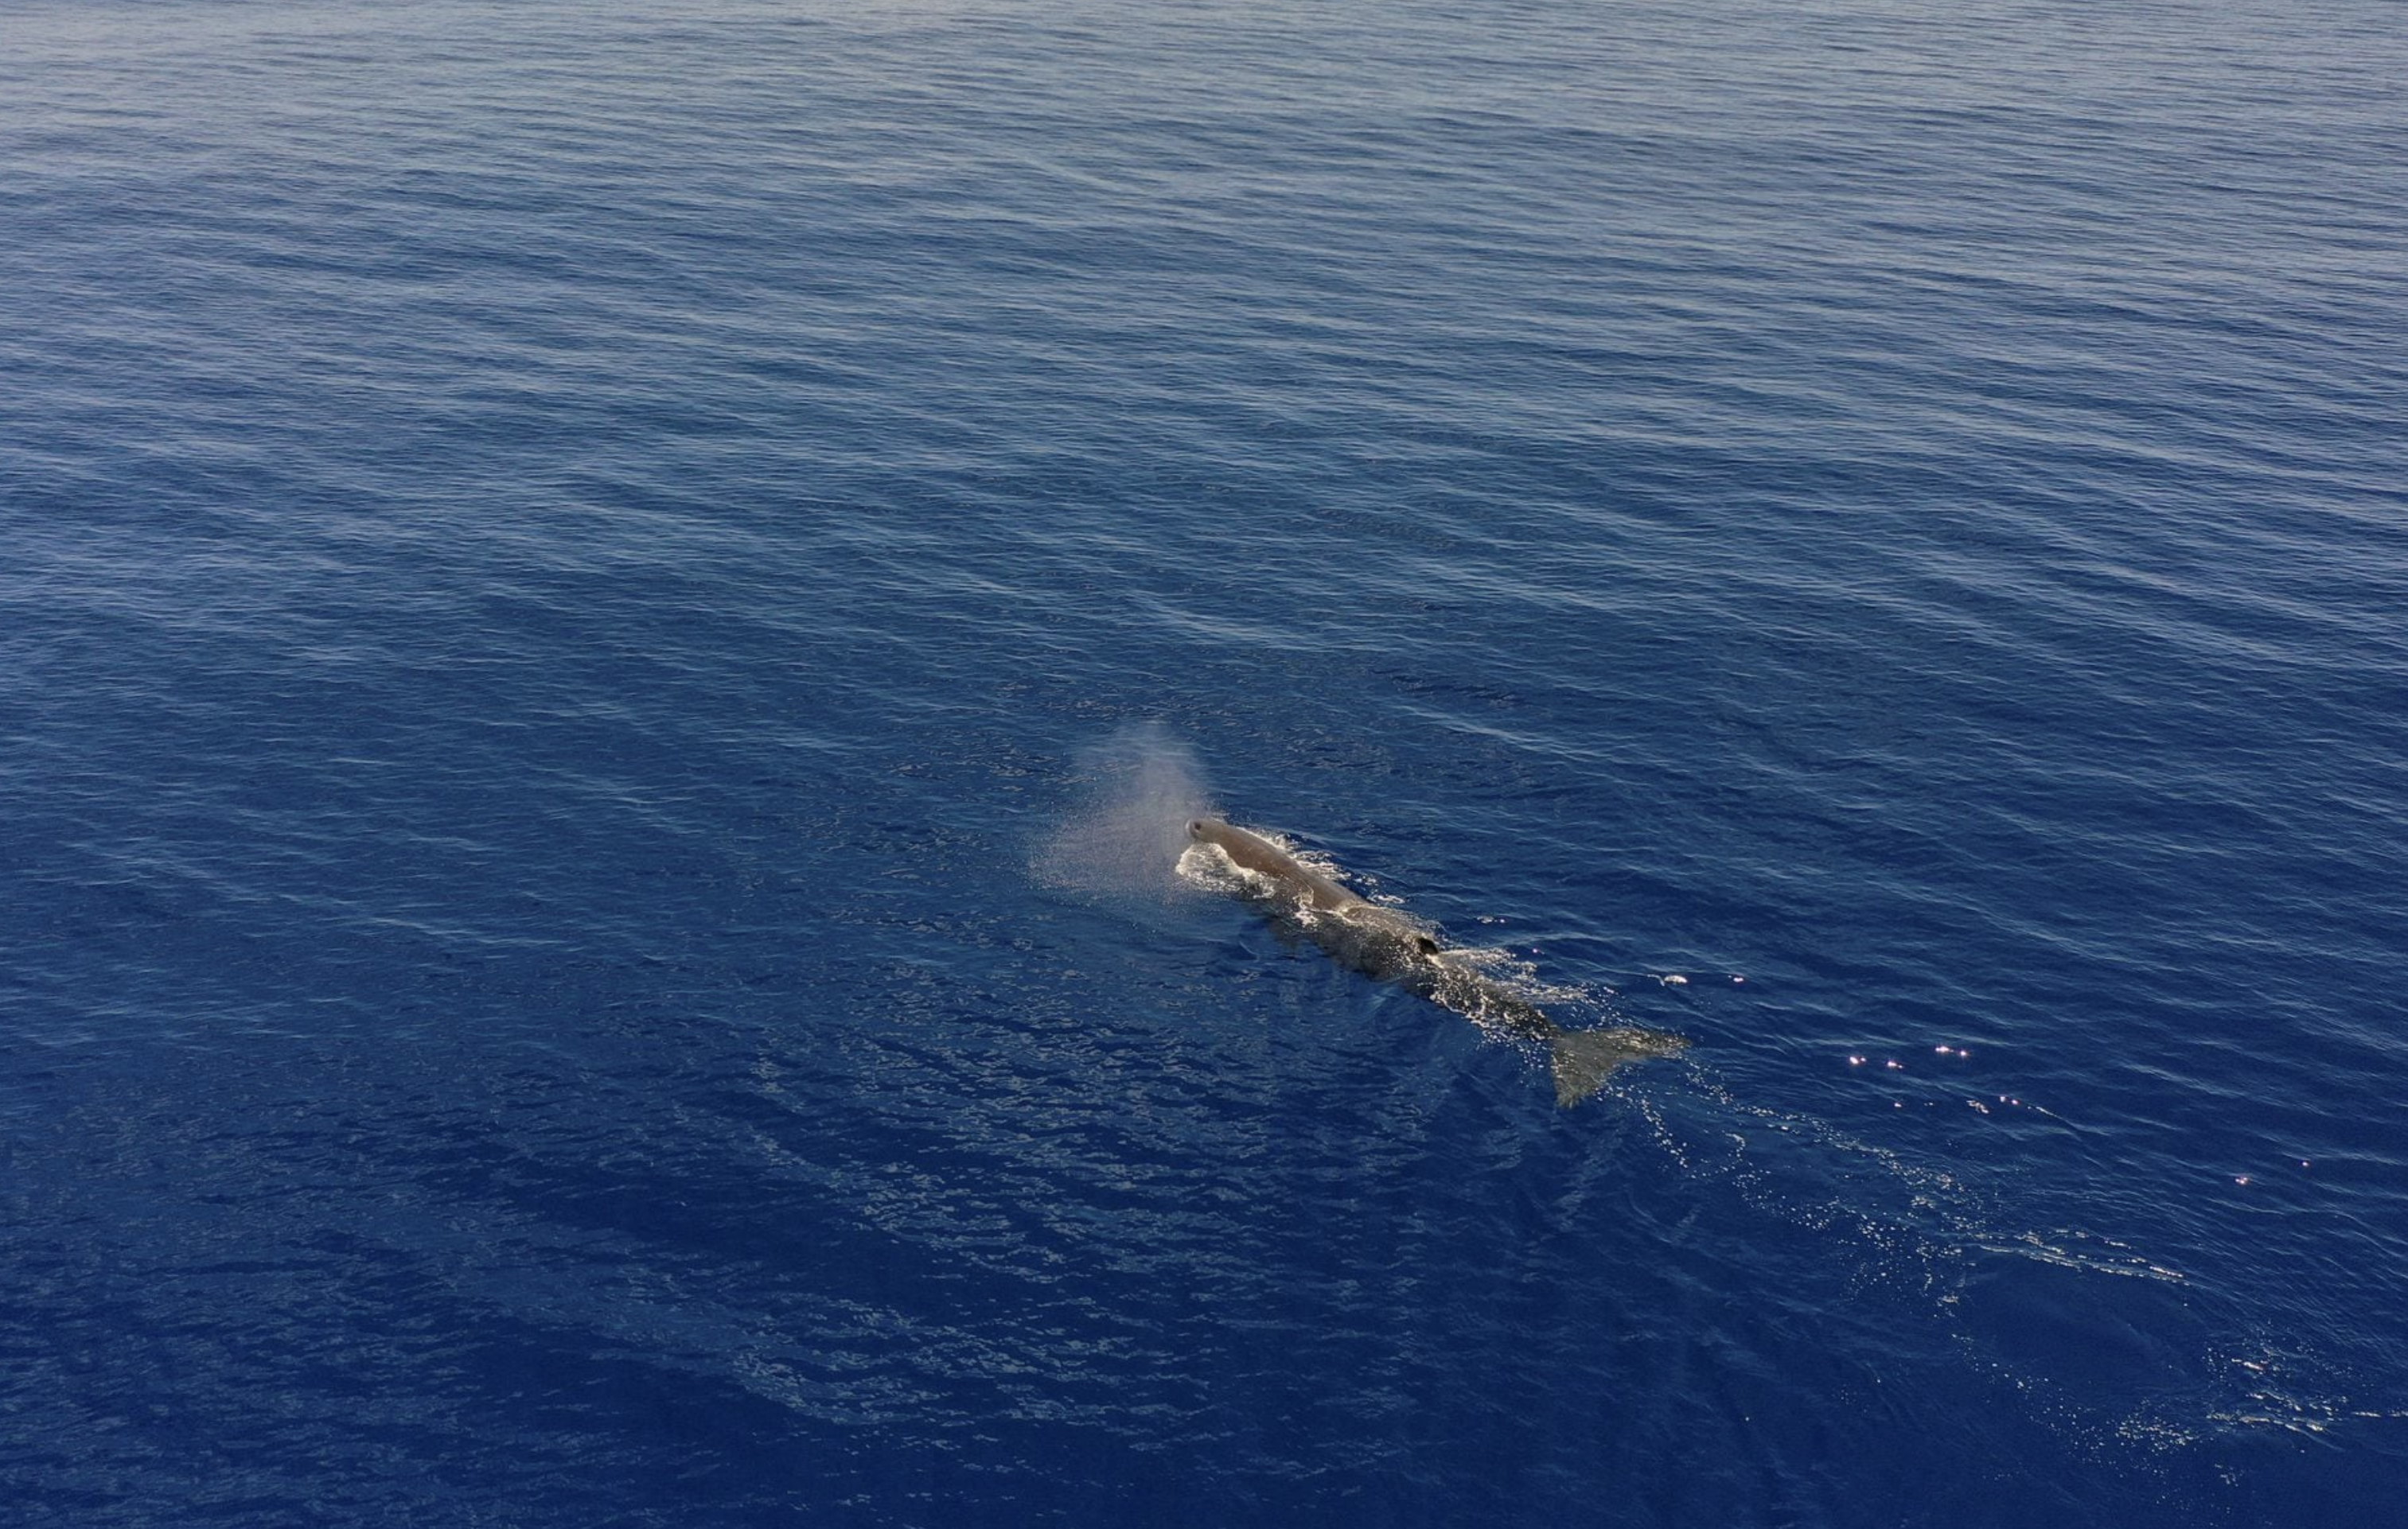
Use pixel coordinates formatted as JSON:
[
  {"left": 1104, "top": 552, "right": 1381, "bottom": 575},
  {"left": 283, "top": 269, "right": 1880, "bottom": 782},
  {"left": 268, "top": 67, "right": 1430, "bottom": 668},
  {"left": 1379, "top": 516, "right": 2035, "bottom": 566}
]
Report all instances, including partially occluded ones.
[{"left": 1186, "top": 818, "right": 1361, "bottom": 912}]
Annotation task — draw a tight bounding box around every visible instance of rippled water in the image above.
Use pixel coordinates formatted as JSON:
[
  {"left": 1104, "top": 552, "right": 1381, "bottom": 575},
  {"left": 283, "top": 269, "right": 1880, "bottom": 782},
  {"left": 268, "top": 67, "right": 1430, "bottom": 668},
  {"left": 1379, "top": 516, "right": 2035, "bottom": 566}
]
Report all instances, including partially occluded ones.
[{"left": 6, "top": 0, "right": 2404, "bottom": 1523}]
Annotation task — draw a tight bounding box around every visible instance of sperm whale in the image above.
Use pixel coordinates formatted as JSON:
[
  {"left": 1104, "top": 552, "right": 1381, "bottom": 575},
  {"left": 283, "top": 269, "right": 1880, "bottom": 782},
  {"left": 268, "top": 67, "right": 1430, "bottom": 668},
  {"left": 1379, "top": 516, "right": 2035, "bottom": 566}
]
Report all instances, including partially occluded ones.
[{"left": 1184, "top": 817, "right": 1688, "bottom": 1106}]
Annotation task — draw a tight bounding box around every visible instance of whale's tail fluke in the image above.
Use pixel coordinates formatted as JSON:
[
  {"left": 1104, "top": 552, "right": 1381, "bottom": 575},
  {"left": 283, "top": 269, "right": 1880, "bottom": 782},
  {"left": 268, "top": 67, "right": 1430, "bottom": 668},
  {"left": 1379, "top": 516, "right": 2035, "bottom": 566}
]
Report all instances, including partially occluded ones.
[{"left": 1549, "top": 1025, "right": 1689, "bottom": 1107}]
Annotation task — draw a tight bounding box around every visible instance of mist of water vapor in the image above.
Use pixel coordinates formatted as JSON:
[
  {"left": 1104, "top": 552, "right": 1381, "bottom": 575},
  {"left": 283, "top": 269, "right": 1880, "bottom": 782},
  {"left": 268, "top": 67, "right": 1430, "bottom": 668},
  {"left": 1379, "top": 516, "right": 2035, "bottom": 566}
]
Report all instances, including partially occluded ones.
[{"left": 1032, "top": 724, "right": 1215, "bottom": 905}]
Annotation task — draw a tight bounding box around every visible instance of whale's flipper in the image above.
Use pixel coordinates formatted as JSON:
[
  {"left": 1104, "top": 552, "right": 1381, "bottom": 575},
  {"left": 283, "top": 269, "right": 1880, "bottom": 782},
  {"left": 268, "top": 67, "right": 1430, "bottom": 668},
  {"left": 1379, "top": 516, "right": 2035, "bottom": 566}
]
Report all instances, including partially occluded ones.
[{"left": 1549, "top": 1026, "right": 1689, "bottom": 1107}]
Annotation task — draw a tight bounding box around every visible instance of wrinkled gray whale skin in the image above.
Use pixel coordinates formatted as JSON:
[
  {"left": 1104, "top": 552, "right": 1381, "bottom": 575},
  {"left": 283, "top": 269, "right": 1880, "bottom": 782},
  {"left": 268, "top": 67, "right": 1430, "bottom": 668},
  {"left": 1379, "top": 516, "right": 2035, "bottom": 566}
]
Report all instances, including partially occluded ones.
[{"left": 1185, "top": 817, "right": 1688, "bottom": 1106}]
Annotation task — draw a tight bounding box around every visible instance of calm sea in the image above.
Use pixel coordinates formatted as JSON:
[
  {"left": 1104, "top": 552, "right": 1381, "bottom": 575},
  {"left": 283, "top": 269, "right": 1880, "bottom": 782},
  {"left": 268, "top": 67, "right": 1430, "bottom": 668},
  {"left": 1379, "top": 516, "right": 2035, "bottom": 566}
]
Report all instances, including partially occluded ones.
[{"left": 5, "top": 0, "right": 2403, "bottom": 1523}]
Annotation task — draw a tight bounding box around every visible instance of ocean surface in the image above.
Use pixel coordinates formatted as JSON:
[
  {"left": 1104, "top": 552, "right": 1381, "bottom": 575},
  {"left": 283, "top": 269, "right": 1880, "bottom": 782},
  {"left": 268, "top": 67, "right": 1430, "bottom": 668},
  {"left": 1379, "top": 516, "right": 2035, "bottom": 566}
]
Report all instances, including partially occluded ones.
[{"left": 5, "top": 0, "right": 2404, "bottom": 1523}]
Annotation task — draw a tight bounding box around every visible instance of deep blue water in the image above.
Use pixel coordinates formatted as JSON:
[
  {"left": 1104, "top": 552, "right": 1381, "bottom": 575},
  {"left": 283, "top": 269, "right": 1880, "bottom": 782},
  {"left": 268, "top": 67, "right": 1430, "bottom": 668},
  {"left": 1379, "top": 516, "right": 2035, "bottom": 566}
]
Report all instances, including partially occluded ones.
[{"left": 6, "top": 0, "right": 2406, "bottom": 1523}]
